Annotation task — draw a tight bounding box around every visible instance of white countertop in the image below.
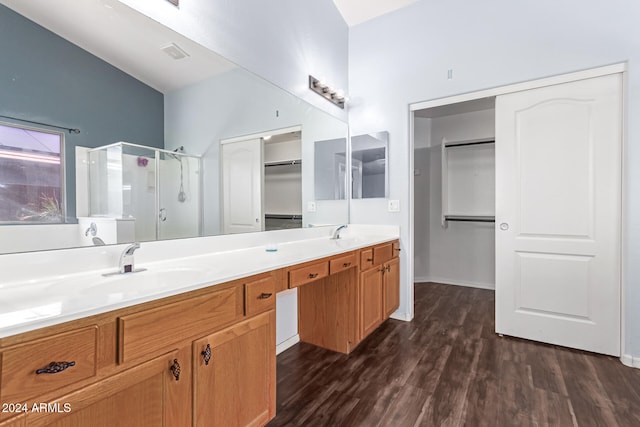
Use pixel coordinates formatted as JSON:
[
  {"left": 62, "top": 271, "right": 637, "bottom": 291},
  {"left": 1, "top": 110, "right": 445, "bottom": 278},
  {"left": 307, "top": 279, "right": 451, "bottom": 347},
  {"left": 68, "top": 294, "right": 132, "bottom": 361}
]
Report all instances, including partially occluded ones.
[{"left": 0, "top": 226, "right": 399, "bottom": 339}]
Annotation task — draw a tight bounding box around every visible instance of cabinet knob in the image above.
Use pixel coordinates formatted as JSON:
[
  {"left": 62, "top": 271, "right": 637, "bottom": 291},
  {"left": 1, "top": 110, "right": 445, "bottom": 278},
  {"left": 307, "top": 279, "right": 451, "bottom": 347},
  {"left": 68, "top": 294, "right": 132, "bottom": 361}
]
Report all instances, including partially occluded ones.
[
  {"left": 35, "top": 361, "right": 76, "bottom": 375},
  {"left": 343, "top": 262, "right": 352, "bottom": 268},
  {"left": 201, "top": 344, "right": 212, "bottom": 366},
  {"left": 170, "top": 359, "right": 181, "bottom": 381},
  {"left": 500, "top": 223, "right": 509, "bottom": 231},
  {"left": 367, "top": 258, "right": 373, "bottom": 262},
  {"left": 308, "top": 273, "right": 318, "bottom": 279},
  {"left": 258, "top": 292, "right": 273, "bottom": 299}
]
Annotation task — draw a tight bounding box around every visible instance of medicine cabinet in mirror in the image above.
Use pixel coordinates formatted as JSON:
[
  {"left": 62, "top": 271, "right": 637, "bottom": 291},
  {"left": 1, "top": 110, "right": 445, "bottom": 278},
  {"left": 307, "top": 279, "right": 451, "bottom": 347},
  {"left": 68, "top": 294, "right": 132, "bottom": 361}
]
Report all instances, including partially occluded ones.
[
  {"left": 351, "top": 131, "right": 389, "bottom": 199},
  {"left": 314, "top": 137, "right": 347, "bottom": 201}
]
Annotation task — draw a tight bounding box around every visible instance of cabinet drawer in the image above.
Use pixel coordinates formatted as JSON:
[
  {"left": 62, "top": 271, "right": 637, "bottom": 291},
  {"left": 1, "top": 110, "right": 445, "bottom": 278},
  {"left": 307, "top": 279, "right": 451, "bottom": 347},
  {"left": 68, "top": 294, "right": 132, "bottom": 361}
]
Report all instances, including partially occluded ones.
[
  {"left": 329, "top": 252, "right": 357, "bottom": 275},
  {"left": 0, "top": 326, "right": 97, "bottom": 406},
  {"left": 245, "top": 276, "right": 276, "bottom": 317},
  {"left": 360, "top": 249, "right": 374, "bottom": 270},
  {"left": 288, "top": 261, "right": 329, "bottom": 288},
  {"left": 373, "top": 243, "right": 393, "bottom": 266},
  {"left": 118, "top": 286, "right": 241, "bottom": 364}
]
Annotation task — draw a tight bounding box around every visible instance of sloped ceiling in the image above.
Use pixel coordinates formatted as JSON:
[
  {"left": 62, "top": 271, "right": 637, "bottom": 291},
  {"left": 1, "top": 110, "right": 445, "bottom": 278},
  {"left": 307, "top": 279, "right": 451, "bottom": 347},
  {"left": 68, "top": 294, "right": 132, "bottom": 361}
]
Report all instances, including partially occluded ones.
[
  {"left": 1, "top": 0, "right": 234, "bottom": 93},
  {"left": 2, "top": 0, "right": 418, "bottom": 94},
  {"left": 332, "top": 0, "right": 419, "bottom": 26}
]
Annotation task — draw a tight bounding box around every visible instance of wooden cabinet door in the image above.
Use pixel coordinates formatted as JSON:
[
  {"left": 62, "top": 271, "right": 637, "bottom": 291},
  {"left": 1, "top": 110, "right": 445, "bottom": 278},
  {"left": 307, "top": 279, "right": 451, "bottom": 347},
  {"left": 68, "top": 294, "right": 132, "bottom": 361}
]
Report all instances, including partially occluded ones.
[
  {"left": 360, "top": 267, "right": 383, "bottom": 339},
  {"left": 193, "top": 311, "right": 275, "bottom": 427},
  {"left": 0, "top": 414, "right": 25, "bottom": 427},
  {"left": 26, "top": 348, "right": 190, "bottom": 427},
  {"left": 383, "top": 257, "right": 400, "bottom": 319}
]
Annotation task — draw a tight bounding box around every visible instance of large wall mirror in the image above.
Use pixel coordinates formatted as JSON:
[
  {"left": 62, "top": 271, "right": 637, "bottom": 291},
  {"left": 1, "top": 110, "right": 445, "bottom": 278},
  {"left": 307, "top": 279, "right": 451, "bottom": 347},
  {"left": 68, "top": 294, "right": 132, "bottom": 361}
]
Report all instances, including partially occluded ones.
[{"left": 0, "top": 1, "right": 349, "bottom": 254}]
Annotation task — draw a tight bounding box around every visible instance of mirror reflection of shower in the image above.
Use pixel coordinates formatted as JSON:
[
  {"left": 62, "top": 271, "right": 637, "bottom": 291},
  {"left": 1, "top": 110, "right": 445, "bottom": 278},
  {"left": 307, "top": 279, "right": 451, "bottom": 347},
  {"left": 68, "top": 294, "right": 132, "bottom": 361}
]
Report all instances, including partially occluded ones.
[
  {"left": 168, "top": 146, "right": 187, "bottom": 203},
  {"left": 87, "top": 142, "right": 202, "bottom": 243}
]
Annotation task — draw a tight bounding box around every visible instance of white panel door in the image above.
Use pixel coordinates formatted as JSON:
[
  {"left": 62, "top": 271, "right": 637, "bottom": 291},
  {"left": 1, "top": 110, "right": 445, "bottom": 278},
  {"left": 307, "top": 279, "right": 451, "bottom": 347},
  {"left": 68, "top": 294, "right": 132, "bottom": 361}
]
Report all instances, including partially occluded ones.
[
  {"left": 495, "top": 73, "right": 622, "bottom": 356},
  {"left": 222, "top": 138, "right": 263, "bottom": 234}
]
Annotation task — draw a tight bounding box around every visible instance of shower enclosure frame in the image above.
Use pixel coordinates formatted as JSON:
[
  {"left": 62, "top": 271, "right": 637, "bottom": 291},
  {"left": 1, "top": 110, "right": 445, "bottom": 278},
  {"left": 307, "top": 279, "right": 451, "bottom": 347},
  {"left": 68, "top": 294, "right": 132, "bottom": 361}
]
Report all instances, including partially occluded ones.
[{"left": 88, "top": 141, "right": 203, "bottom": 241}]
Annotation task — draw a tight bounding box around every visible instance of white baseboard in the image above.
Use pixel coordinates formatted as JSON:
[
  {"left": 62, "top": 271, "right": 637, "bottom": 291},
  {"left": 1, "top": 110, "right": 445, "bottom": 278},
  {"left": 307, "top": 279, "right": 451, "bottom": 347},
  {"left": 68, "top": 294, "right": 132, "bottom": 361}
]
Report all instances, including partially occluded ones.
[
  {"left": 415, "top": 276, "right": 495, "bottom": 290},
  {"left": 276, "top": 334, "right": 300, "bottom": 355},
  {"left": 621, "top": 354, "right": 640, "bottom": 369},
  {"left": 390, "top": 311, "right": 413, "bottom": 322}
]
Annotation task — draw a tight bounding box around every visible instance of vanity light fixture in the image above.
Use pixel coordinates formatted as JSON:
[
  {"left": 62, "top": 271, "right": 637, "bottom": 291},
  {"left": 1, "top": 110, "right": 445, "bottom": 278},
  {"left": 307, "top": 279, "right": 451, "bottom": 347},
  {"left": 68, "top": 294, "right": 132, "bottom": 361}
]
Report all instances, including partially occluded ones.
[{"left": 309, "top": 75, "right": 347, "bottom": 109}]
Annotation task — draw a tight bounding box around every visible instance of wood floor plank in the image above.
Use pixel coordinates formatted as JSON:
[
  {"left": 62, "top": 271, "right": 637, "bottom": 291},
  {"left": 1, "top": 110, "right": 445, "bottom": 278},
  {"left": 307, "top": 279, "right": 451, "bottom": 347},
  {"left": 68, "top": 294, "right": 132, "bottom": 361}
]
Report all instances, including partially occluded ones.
[{"left": 267, "top": 282, "right": 640, "bottom": 427}]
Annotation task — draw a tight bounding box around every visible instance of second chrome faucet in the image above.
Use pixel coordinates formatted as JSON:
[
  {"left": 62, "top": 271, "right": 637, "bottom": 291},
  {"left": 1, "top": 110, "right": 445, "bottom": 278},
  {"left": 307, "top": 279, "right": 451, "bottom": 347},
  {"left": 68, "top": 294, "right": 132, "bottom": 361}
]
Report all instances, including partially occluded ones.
[{"left": 331, "top": 224, "right": 348, "bottom": 240}]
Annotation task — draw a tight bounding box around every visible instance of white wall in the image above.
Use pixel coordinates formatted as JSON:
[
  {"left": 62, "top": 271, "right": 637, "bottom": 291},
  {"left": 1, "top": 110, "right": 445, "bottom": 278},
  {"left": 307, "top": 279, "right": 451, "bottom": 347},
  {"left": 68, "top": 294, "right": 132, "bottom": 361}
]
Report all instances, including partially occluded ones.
[
  {"left": 348, "top": 0, "right": 640, "bottom": 357},
  {"left": 119, "top": 0, "right": 348, "bottom": 121}
]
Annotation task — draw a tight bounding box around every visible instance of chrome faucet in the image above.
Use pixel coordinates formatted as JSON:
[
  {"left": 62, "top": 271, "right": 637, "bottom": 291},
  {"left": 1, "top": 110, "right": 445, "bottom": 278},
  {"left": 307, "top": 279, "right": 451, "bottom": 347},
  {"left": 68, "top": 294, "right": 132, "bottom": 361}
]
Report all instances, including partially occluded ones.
[
  {"left": 119, "top": 242, "right": 141, "bottom": 274},
  {"left": 331, "top": 224, "right": 348, "bottom": 240}
]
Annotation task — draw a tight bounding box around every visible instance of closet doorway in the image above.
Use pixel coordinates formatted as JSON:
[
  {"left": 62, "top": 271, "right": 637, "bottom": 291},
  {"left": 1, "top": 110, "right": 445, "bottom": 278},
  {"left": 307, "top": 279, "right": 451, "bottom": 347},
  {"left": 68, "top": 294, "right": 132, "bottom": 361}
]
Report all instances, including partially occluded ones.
[
  {"left": 221, "top": 127, "right": 302, "bottom": 234},
  {"left": 410, "top": 64, "right": 623, "bottom": 357}
]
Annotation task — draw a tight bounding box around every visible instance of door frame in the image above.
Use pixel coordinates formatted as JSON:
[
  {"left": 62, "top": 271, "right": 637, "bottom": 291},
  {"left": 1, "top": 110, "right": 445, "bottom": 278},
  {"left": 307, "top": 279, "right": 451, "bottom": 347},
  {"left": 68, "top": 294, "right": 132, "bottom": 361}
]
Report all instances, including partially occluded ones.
[{"left": 407, "top": 62, "right": 627, "bottom": 361}]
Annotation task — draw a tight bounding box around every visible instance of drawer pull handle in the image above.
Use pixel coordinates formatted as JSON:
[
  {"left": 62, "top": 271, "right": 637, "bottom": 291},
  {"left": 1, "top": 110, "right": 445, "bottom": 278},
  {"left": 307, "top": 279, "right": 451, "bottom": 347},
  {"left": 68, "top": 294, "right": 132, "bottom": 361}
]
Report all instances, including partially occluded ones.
[
  {"left": 308, "top": 273, "right": 318, "bottom": 279},
  {"left": 367, "top": 258, "right": 373, "bottom": 262},
  {"left": 170, "top": 359, "right": 181, "bottom": 381},
  {"left": 201, "top": 344, "right": 211, "bottom": 366},
  {"left": 35, "top": 361, "right": 76, "bottom": 375},
  {"left": 259, "top": 292, "right": 273, "bottom": 299},
  {"left": 342, "top": 262, "right": 352, "bottom": 268},
  {"left": 386, "top": 265, "right": 391, "bottom": 272}
]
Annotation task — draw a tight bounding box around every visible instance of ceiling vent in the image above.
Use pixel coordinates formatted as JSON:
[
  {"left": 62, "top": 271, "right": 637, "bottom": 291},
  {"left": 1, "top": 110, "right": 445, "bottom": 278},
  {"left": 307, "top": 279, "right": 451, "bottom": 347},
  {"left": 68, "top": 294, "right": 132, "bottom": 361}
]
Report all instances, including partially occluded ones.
[{"left": 161, "top": 43, "right": 190, "bottom": 60}]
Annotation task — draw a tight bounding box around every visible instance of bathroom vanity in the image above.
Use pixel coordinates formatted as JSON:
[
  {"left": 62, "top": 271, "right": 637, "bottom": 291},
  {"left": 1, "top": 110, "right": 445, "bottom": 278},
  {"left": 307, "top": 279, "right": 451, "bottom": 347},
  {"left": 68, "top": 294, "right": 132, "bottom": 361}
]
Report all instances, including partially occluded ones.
[{"left": 0, "top": 228, "right": 399, "bottom": 426}]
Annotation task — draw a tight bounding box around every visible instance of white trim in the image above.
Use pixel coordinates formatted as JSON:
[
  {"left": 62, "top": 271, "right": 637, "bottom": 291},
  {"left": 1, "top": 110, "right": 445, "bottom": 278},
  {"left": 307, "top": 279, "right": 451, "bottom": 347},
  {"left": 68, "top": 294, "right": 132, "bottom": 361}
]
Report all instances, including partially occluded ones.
[
  {"left": 410, "top": 63, "right": 627, "bottom": 112},
  {"left": 415, "top": 277, "right": 495, "bottom": 291},
  {"left": 220, "top": 125, "right": 302, "bottom": 145},
  {"left": 620, "top": 354, "right": 640, "bottom": 369},
  {"left": 390, "top": 311, "right": 413, "bottom": 322},
  {"left": 407, "top": 112, "right": 415, "bottom": 322},
  {"left": 620, "top": 67, "right": 628, "bottom": 360},
  {"left": 276, "top": 334, "right": 300, "bottom": 355}
]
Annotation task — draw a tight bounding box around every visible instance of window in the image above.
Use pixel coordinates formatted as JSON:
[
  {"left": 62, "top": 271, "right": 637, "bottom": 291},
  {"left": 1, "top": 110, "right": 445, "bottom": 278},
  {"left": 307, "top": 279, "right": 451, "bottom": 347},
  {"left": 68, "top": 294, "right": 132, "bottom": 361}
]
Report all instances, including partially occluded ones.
[{"left": 0, "top": 122, "right": 64, "bottom": 223}]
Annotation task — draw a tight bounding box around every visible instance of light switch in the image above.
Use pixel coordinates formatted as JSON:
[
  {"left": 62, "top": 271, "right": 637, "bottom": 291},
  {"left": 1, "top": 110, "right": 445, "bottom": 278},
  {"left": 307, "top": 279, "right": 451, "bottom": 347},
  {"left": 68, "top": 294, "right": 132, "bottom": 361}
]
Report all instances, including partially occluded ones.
[
  {"left": 388, "top": 200, "right": 400, "bottom": 212},
  {"left": 307, "top": 201, "right": 316, "bottom": 212}
]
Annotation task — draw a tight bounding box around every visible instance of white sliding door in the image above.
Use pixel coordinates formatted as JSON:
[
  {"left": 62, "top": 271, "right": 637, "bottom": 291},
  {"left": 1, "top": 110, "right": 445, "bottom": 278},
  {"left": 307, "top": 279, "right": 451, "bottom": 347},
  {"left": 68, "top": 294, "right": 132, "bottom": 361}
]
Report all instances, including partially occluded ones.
[
  {"left": 221, "top": 138, "right": 263, "bottom": 234},
  {"left": 495, "top": 73, "right": 622, "bottom": 356}
]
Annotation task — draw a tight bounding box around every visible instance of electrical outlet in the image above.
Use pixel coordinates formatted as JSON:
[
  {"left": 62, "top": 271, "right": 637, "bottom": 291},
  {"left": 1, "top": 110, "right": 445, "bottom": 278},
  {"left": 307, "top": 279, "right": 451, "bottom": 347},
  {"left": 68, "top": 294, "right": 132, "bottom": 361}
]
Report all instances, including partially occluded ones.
[
  {"left": 307, "top": 201, "right": 316, "bottom": 212},
  {"left": 388, "top": 200, "right": 400, "bottom": 212}
]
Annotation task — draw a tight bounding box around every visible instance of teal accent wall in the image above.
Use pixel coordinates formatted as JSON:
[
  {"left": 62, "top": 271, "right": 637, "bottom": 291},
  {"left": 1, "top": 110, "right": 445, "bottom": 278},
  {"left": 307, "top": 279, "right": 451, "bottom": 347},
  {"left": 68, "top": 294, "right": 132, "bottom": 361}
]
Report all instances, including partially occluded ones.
[{"left": 0, "top": 5, "right": 164, "bottom": 221}]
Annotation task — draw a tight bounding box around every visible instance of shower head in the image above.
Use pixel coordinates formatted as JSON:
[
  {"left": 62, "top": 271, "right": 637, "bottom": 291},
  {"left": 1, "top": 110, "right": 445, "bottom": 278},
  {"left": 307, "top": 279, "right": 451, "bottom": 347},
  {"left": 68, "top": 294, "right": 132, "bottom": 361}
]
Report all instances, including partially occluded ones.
[{"left": 166, "top": 146, "right": 185, "bottom": 161}]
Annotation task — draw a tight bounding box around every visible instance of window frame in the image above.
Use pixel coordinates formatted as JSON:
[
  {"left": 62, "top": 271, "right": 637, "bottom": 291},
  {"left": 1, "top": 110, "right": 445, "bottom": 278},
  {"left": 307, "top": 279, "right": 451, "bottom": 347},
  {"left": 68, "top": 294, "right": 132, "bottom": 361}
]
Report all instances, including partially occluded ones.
[{"left": 0, "top": 120, "right": 66, "bottom": 224}]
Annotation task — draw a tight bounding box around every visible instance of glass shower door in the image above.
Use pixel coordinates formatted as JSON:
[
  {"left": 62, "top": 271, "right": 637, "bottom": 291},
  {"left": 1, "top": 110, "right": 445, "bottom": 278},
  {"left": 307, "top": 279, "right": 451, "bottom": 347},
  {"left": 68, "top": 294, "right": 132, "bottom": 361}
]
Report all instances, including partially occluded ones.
[{"left": 120, "top": 144, "right": 157, "bottom": 242}]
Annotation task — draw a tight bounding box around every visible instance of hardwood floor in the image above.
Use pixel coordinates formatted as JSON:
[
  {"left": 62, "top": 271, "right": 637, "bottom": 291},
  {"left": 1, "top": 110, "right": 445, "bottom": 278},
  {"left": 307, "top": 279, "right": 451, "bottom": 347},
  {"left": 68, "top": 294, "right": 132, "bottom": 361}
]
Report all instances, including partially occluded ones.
[{"left": 267, "top": 282, "right": 640, "bottom": 427}]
